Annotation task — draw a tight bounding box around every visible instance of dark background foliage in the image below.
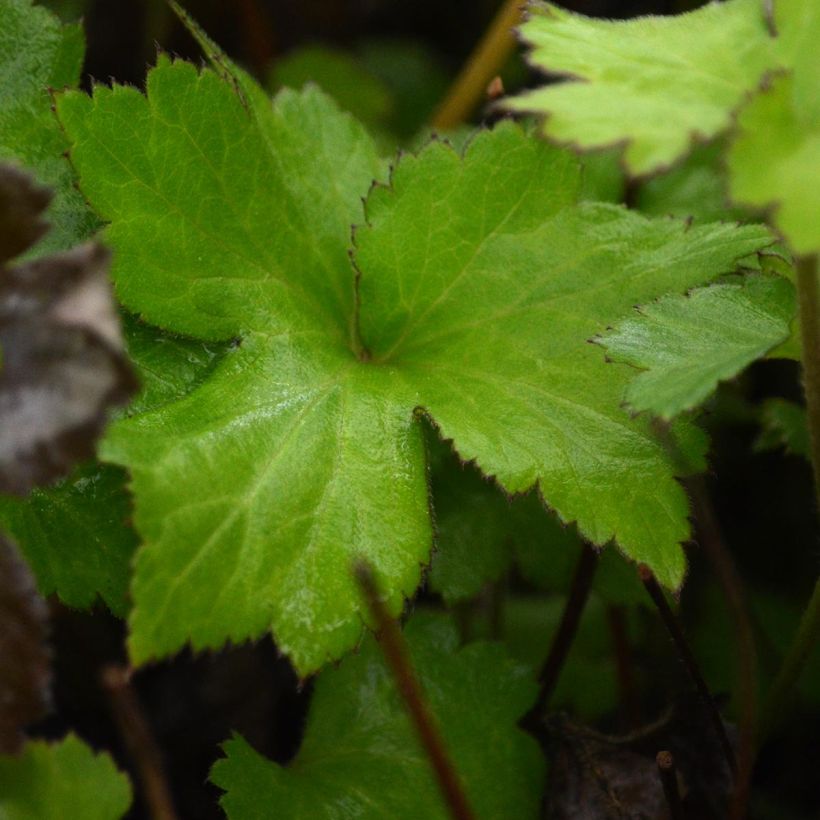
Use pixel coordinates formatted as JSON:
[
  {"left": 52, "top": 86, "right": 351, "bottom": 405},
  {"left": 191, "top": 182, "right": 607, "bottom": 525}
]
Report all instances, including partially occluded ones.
[{"left": 29, "top": 1, "right": 819, "bottom": 818}]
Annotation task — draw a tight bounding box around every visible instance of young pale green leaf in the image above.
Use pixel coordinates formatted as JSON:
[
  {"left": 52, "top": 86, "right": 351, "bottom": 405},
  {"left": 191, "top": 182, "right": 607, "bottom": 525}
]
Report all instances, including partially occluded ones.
[
  {"left": 59, "top": 55, "right": 771, "bottom": 674},
  {"left": 211, "top": 614, "right": 544, "bottom": 820},
  {"left": 0, "top": 734, "right": 132, "bottom": 819},
  {"left": 600, "top": 275, "right": 796, "bottom": 419},
  {"left": 728, "top": 0, "right": 820, "bottom": 253},
  {"left": 0, "top": 0, "right": 96, "bottom": 252},
  {"left": 0, "top": 463, "right": 137, "bottom": 615},
  {"left": 505, "top": 0, "right": 778, "bottom": 176}
]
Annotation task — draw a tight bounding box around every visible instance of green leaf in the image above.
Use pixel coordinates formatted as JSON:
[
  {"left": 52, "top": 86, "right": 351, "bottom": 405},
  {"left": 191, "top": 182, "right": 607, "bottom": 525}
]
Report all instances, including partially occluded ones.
[
  {"left": 502, "top": 594, "right": 641, "bottom": 719},
  {"left": 58, "top": 54, "right": 771, "bottom": 673},
  {"left": 122, "top": 316, "right": 226, "bottom": 417},
  {"left": 428, "top": 434, "right": 646, "bottom": 607},
  {"left": 211, "top": 613, "right": 544, "bottom": 820},
  {"left": 0, "top": 463, "right": 137, "bottom": 615},
  {"left": 636, "top": 142, "right": 748, "bottom": 224},
  {"left": 600, "top": 274, "right": 796, "bottom": 418},
  {"left": 728, "top": 24, "right": 820, "bottom": 255},
  {"left": 270, "top": 45, "right": 392, "bottom": 130},
  {"left": 505, "top": 0, "right": 778, "bottom": 176},
  {"left": 0, "top": 734, "right": 132, "bottom": 820},
  {"left": 754, "top": 398, "right": 810, "bottom": 460},
  {"left": 0, "top": 0, "right": 96, "bottom": 252},
  {"left": 355, "top": 129, "right": 769, "bottom": 587}
]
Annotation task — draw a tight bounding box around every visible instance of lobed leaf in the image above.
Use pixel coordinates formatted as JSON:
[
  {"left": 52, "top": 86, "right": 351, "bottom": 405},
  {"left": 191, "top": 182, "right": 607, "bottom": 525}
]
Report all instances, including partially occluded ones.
[
  {"left": 504, "top": 0, "right": 778, "bottom": 176},
  {"left": 0, "top": 464, "right": 137, "bottom": 615},
  {"left": 0, "top": 734, "right": 132, "bottom": 819},
  {"left": 58, "top": 52, "right": 772, "bottom": 673},
  {"left": 728, "top": 0, "right": 820, "bottom": 253},
  {"left": 0, "top": 0, "right": 97, "bottom": 253},
  {"left": 600, "top": 274, "right": 796, "bottom": 419},
  {"left": 211, "top": 613, "right": 544, "bottom": 820}
]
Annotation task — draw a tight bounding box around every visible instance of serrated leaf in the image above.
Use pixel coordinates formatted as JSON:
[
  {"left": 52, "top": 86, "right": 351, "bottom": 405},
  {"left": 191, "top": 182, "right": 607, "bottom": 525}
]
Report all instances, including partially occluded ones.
[
  {"left": 0, "top": 164, "right": 135, "bottom": 494},
  {"left": 211, "top": 613, "right": 544, "bottom": 820},
  {"left": 354, "top": 129, "right": 770, "bottom": 586},
  {"left": 0, "top": 463, "right": 136, "bottom": 615},
  {"left": 754, "top": 397, "right": 810, "bottom": 459},
  {"left": 0, "top": 0, "right": 97, "bottom": 252},
  {"left": 505, "top": 0, "right": 778, "bottom": 176},
  {"left": 0, "top": 733, "right": 132, "bottom": 819},
  {"left": 428, "top": 434, "right": 646, "bottom": 607},
  {"left": 58, "top": 52, "right": 771, "bottom": 673},
  {"left": 600, "top": 274, "right": 796, "bottom": 419},
  {"left": 728, "top": 0, "right": 820, "bottom": 255},
  {"left": 0, "top": 536, "right": 49, "bottom": 754}
]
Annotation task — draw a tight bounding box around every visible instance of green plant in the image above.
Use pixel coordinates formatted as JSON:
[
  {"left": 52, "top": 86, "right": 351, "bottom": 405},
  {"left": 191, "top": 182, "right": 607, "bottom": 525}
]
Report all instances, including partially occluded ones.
[{"left": 0, "top": 0, "right": 818, "bottom": 817}]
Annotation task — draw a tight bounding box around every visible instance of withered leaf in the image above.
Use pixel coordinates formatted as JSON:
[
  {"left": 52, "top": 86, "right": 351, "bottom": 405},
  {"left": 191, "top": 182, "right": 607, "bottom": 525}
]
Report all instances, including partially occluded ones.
[
  {"left": 0, "top": 164, "right": 136, "bottom": 494},
  {"left": 546, "top": 695, "right": 735, "bottom": 819},
  {"left": 0, "top": 535, "right": 49, "bottom": 754}
]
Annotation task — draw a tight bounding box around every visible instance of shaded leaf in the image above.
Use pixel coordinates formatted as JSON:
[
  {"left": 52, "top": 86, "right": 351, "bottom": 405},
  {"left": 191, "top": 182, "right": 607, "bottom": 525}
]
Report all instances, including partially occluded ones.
[
  {"left": 504, "top": 0, "right": 777, "bottom": 176},
  {"left": 600, "top": 274, "right": 796, "bottom": 419},
  {"left": 428, "top": 433, "right": 646, "bottom": 608},
  {"left": 0, "top": 536, "right": 49, "bottom": 754},
  {"left": 636, "top": 141, "right": 748, "bottom": 224},
  {"left": 270, "top": 45, "right": 392, "bottom": 130},
  {"left": 754, "top": 398, "right": 810, "bottom": 460},
  {"left": 0, "top": 463, "right": 137, "bottom": 615},
  {"left": 0, "top": 165, "right": 136, "bottom": 494},
  {"left": 211, "top": 613, "right": 544, "bottom": 820},
  {"left": 0, "top": 733, "right": 132, "bottom": 819},
  {"left": 0, "top": 0, "right": 97, "bottom": 253}
]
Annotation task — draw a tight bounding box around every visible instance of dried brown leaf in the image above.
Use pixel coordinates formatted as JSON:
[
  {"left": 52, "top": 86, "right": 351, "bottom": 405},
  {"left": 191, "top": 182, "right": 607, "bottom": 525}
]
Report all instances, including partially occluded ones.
[
  {"left": 0, "top": 535, "right": 49, "bottom": 754},
  {"left": 0, "top": 164, "right": 136, "bottom": 493}
]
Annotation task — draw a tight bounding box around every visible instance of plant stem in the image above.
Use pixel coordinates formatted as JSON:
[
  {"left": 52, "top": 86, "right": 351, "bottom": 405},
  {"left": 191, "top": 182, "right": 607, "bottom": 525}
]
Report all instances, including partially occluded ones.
[
  {"left": 759, "top": 255, "right": 820, "bottom": 735},
  {"left": 528, "top": 544, "right": 598, "bottom": 719},
  {"left": 607, "top": 604, "right": 641, "bottom": 729},
  {"left": 796, "top": 254, "right": 820, "bottom": 509},
  {"left": 760, "top": 578, "right": 820, "bottom": 737},
  {"left": 430, "top": 0, "right": 525, "bottom": 130},
  {"left": 638, "top": 564, "right": 737, "bottom": 776},
  {"left": 656, "top": 750, "right": 685, "bottom": 820},
  {"left": 101, "top": 665, "right": 178, "bottom": 820},
  {"left": 689, "top": 480, "right": 757, "bottom": 820},
  {"left": 355, "top": 562, "right": 476, "bottom": 820}
]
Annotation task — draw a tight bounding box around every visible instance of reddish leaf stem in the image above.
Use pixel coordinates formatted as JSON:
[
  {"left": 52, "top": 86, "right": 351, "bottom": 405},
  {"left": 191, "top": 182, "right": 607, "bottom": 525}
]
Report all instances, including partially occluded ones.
[
  {"left": 689, "top": 480, "right": 757, "bottom": 820},
  {"left": 656, "top": 750, "right": 685, "bottom": 820},
  {"left": 101, "top": 665, "right": 178, "bottom": 820},
  {"left": 529, "top": 544, "right": 598, "bottom": 719},
  {"left": 637, "top": 564, "right": 737, "bottom": 777},
  {"left": 607, "top": 604, "right": 641, "bottom": 729},
  {"left": 355, "top": 563, "right": 476, "bottom": 820}
]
